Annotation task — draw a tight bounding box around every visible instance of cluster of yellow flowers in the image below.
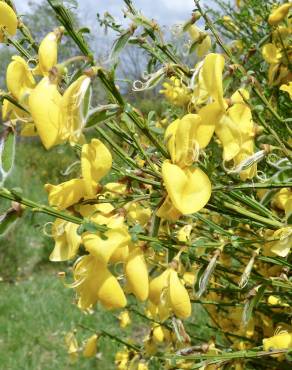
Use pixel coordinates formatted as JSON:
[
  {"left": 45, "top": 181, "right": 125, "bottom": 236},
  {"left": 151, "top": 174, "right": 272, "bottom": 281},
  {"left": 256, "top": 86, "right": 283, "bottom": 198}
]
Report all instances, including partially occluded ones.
[
  {"left": 262, "top": 2, "right": 292, "bottom": 93},
  {"left": 1, "top": 0, "right": 292, "bottom": 368}
]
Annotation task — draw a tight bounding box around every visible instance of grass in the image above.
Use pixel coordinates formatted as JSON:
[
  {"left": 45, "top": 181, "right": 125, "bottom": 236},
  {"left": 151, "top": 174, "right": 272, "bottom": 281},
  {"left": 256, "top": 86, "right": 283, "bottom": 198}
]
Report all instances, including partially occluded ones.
[{"left": 0, "top": 272, "right": 124, "bottom": 370}]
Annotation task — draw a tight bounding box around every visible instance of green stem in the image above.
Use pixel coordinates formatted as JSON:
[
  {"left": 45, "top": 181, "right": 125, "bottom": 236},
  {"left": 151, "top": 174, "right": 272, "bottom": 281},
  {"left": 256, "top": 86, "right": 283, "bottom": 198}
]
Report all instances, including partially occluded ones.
[
  {"left": 166, "top": 348, "right": 290, "bottom": 361},
  {"left": 222, "top": 201, "right": 283, "bottom": 228},
  {"left": 6, "top": 36, "right": 33, "bottom": 59},
  {"left": 213, "top": 182, "right": 292, "bottom": 191}
]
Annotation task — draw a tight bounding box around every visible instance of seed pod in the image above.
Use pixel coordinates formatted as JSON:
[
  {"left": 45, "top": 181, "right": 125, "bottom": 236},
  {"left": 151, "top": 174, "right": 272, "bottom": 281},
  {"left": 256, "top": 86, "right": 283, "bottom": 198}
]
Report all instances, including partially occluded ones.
[
  {"left": 0, "top": 2, "right": 17, "bottom": 42},
  {"left": 28, "top": 77, "right": 62, "bottom": 149},
  {"left": 125, "top": 247, "right": 149, "bottom": 301},
  {"left": 168, "top": 269, "right": 191, "bottom": 319},
  {"left": 149, "top": 268, "right": 171, "bottom": 305}
]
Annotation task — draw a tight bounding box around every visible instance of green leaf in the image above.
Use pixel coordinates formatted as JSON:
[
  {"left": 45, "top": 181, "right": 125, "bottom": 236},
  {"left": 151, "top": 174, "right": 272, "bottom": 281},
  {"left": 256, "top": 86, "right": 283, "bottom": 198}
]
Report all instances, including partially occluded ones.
[
  {"left": 82, "top": 85, "right": 92, "bottom": 119},
  {"left": 242, "top": 284, "right": 266, "bottom": 326},
  {"left": 129, "top": 223, "right": 144, "bottom": 242},
  {"left": 0, "top": 209, "right": 18, "bottom": 236},
  {"left": 78, "top": 27, "right": 90, "bottom": 34},
  {"left": 86, "top": 104, "right": 120, "bottom": 127},
  {"left": 189, "top": 40, "right": 199, "bottom": 54},
  {"left": 0, "top": 130, "right": 16, "bottom": 184},
  {"left": 110, "top": 30, "right": 132, "bottom": 60}
]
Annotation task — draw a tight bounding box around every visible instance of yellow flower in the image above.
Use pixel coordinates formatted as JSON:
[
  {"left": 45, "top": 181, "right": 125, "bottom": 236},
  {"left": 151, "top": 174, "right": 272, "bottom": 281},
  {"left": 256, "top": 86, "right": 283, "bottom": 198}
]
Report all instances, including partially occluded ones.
[
  {"left": 118, "top": 310, "right": 131, "bottom": 328},
  {"left": 73, "top": 254, "right": 127, "bottom": 310},
  {"left": 45, "top": 179, "right": 85, "bottom": 210},
  {"left": 125, "top": 247, "right": 149, "bottom": 301},
  {"left": 201, "top": 53, "right": 225, "bottom": 110},
  {"left": 268, "top": 227, "right": 292, "bottom": 257},
  {"left": 29, "top": 77, "right": 62, "bottom": 149},
  {"left": 188, "top": 25, "right": 211, "bottom": 57},
  {"left": 65, "top": 331, "right": 79, "bottom": 362},
  {"left": 81, "top": 139, "right": 112, "bottom": 197},
  {"left": 45, "top": 139, "right": 112, "bottom": 209},
  {"left": 272, "top": 188, "right": 292, "bottom": 210},
  {"left": 0, "top": 2, "right": 17, "bottom": 42},
  {"left": 165, "top": 113, "right": 214, "bottom": 167},
  {"left": 38, "top": 28, "right": 63, "bottom": 76},
  {"left": 2, "top": 98, "right": 29, "bottom": 122},
  {"left": 263, "top": 331, "right": 292, "bottom": 350},
  {"left": 222, "top": 16, "right": 239, "bottom": 32},
  {"left": 59, "top": 75, "right": 91, "bottom": 144},
  {"left": 125, "top": 202, "right": 151, "bottom": 226},
  {"left": 168, "top": 268, "right": 191, "bottom": 319},
  {"left": 83, "top": 334, "right": 98, "bottom": 358},
  {"left": 280, "top": 82, "right": 292, "bottom": 99},
  {"left": 82, "top": 226, "right": 130, "bottom": 265},
  {"left": 156, "top": 196, "right": 182, "bottom": 221},
  {"left": 268, "top": 3, "right": 292, "bottom": 26},
  {"left": 161, "top": 160, "right": 211, "bottom": 215},
  {"left": 149, "top": 268, "right": 171, "bottom": 306},
  {"left": 50, "top": 219, "right": 81, "bottom": 261},
  {"left": 6, "top": 56, "right": 35, "bottom": 102},
  {"left": 268, "top": 295, "right": 289, "bottom": 307},
  {"left": 262, "top": 43, "right": 282, "bottom": 64},
  {"left": 160, "top": 77, "right": 191, "bottom": 106}
]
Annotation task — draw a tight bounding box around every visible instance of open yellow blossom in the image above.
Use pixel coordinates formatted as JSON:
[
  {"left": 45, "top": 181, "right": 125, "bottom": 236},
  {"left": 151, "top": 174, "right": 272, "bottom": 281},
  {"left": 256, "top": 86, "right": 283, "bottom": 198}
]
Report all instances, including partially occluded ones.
[
  {"left": 156, "top": 196, "right": 182, "bottom": 221},
  {"left": 50, "top": 219, "right": 81, "bottom": 261},
  {"left": 83, "top": 334, "right": 98, "bottom": 358},
  {"left": 160, "top": 77, "right": 191, "bottom": 106},
  {"left": 45, "top": 139, "right": 112, "bottom": 209},
  {"left": 161, "top": 160, "right": 211, "bottom": 215},
  {"left": 45, "top": 178, "right": 85, "bottom": 210},
  {"left": 268, "top": 227, "right": 292, "bottom": 257},
  {"left": 165, "top": 113, "right": 214, "bottom": 167},
  {"left": 125, "top": 247, "right": 149, "bottom": 301},
  {"left": 188, "top": 25, "right": 211, "bottom": 57},
  {"left": 168, "top": 268, "right": 191, "bottom": 319},
  {"left": 82, "top": 226, "right": 130, "bottom": 265},
  {"left": 280, "top": 82, "right": 292, "bottom": 99},
  {"left": 262, "top": 43, "right": 282, "bottom": 64},
  {"left": 118, "top": 310, "right": 131, "bottom": 328},
  {"left": 0, "top": 2, "right": 17, "bottom": 42},
  {"left": 29, "top": 77, "right": 62, "bottom": 150},
  {"left": 73, "top": 254, "right": 127, "bottom": 310},
  {"left": 6, "top": 56, "right": 35, "bottom": 102},
  {"left": 263, "top": 331, "right": 292, "bottom": 350},
  {"left": 149, "top": 267, "right": 191, "bottom": 319},
  {"left": 65, "top": 332, "right": 79, "bottom": 362},
  {"left": 201, "top": 53, "right": 225, "bottom": 110},
  {"left": 59, "top": 75, "right": 91, "bottom": 144},
  {"left": 81, "top": 138, "right": 112, "bottom": 197}
]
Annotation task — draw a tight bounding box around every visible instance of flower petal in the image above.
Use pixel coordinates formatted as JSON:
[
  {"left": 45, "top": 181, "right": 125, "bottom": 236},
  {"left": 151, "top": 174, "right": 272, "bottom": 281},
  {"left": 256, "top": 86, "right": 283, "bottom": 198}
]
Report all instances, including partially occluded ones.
[{"left": 162, "top": 161, "right": 211, "bottom": 215}]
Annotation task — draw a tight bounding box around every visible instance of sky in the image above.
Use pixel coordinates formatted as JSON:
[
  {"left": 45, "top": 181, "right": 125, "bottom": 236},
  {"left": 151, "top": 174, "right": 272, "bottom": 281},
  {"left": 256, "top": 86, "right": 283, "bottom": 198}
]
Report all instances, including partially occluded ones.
[{"left": 14, "top": 0, "right": 198, "bottom": 26}]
